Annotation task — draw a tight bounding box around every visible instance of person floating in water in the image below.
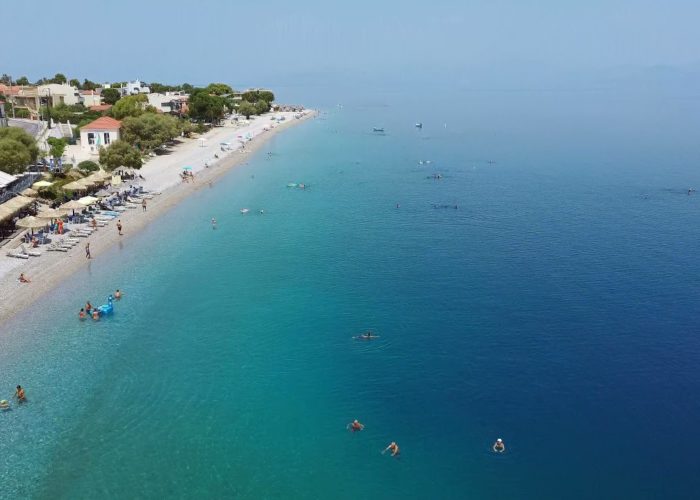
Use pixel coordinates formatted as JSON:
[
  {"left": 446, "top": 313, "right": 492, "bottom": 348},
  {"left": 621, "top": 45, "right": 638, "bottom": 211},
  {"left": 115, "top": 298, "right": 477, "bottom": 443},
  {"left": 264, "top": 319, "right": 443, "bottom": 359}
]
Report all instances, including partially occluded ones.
[
  {"left": 347, "top": 419, "right": 365, "bottom": 432},
  {"left": 493, "top": 438, "right": 505, "bottom": 453},
  {"left": 92, "top": 309, "right": 100, "bottom": 321},
  {"left": 114, "top": 289, "right": 122, "bottom": 300},
  {"left": 15, "top": 385, "right": 26, "bottom": 403},
  {"left": 360, "top": 330, "right": 376, "bottom": 340},
  {"left": 79, "top": 308, "right": 86, "bottom": 320},
  {"left": 86, "top": 301, "right": 93, "bottom": 314},
  {"left": 382, "top": 441, "right": 400, "bottom": 457}
]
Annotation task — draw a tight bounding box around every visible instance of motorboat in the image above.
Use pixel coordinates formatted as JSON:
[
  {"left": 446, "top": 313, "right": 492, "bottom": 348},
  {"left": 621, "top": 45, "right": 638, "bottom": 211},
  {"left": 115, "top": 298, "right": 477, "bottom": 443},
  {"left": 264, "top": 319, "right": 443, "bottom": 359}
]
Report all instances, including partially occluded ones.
[
  {"left": 372, "top": 127, "right": 385, "bottom": 133},
  {"left": 415, "top": 123, "right": 423, "bottom": 128},
  {"left": 240, "top": 208, "right": 250, "bottom": 214}
]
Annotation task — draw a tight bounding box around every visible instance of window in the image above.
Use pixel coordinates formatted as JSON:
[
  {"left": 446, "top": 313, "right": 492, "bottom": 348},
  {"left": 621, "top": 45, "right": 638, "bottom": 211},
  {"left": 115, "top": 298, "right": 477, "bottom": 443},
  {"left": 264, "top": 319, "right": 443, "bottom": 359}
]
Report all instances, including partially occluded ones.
[
  {"left": 87, "top": 132, "right": 95, "bottom": 145},
  {"left": 104, "top": 132, "right": 111, "bottom": 145}
]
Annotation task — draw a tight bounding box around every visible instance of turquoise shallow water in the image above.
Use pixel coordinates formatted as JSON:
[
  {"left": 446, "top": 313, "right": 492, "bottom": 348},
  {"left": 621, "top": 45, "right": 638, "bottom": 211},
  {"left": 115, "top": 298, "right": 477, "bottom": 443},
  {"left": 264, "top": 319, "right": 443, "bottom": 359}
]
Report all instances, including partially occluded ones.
[{"left": 2, "top": 88, "right": 700, "bottom": 499}]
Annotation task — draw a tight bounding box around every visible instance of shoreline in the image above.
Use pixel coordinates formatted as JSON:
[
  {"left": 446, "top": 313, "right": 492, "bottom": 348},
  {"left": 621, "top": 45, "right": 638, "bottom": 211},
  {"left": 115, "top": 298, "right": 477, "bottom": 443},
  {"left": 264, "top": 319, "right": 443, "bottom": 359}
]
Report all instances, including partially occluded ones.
[{"left": 0, "top": 111, "right": 317, "bottom": 327}]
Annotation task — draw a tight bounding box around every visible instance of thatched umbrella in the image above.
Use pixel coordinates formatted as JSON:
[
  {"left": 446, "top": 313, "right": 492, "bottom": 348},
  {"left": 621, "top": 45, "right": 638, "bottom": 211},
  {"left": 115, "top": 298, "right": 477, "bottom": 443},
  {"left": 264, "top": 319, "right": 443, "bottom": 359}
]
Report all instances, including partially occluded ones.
[
  {"left": 21, "top": 188, "right": 39, "bottom": 197},
  {"left": 36, "top": 208, "right": 68, "bottom": 219},
  {"left": 32, "top": 180, "right": 54, "bottom": 189},
  {"left": 60, "top": 199, "right": 87, "bottom": 216},
  {"left": 15, "top": 215, "right": 48, "bottom": 233}
]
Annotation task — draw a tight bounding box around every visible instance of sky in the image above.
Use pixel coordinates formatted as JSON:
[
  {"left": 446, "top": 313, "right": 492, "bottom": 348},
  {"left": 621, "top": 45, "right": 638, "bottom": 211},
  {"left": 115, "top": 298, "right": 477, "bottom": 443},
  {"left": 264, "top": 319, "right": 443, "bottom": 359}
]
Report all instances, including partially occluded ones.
[{"left": 4, "top": 0, "right": 700, "bottom": 91}]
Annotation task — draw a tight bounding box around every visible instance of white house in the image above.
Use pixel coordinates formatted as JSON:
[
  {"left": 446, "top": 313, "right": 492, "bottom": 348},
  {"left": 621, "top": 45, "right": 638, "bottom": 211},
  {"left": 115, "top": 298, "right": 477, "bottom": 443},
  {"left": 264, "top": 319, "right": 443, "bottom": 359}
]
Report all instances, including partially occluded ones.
[
  {"left": 122, "top": 80, "right": 151, "bottom": 96},
  {"left": 80, "top": 116, "right": 121, "bottom": 154},
  {"left": 79, "top": 90, "right": 102, "bottom": 108},
  {"left": 147, "top": 91, "right": 189, "bottom": 114},
  {"left": 38, "top": 84, "right": 80, "bottom": 106}
]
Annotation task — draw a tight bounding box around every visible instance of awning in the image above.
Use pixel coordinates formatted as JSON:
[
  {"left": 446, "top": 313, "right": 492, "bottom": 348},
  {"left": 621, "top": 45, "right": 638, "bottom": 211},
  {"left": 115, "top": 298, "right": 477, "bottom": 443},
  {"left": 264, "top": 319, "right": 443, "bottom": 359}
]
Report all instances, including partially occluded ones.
[{"left": 0, "top": 195, "right": 35, "bottom": 222}]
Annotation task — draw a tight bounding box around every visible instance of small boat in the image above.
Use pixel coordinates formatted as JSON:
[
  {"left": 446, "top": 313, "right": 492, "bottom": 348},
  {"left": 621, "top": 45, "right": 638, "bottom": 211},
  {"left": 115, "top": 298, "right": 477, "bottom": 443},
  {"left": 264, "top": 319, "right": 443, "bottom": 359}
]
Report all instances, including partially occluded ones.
[
  {"left": 372, "top": 127, "right": 385, "bottom": 133},
  {"left": 287, "top": 183, "right": 298, "bottom": 188},
  {"left": 415, "top": 123, "right": 423, "bottom": 128},
  {"left": 240, "top": 208, "right": 250, "bottom": 214}
]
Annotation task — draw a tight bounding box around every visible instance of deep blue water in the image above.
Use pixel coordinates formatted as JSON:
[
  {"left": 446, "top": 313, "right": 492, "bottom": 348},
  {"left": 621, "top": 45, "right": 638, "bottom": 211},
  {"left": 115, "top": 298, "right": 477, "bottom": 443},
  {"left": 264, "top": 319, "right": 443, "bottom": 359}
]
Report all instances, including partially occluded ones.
[{"left": 1, "top": 87, "right": 700, "bottom": 499}]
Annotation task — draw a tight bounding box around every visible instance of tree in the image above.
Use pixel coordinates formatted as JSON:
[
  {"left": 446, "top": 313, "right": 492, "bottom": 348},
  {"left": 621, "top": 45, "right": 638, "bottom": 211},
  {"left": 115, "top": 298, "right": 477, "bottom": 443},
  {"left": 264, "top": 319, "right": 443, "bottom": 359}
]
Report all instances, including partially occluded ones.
[
  {"left": 102, "top": 88, "right": 121, "bottom": 105},
  {"left": 82, "top": 79, "right": 97, "bottom": 91},
  {"left": 238, "top": 101, "right": 256, "bottom": 119},
  {"left": 0, "top": 74, "right": 11, "bottom": 85},
  {"left": 51, "top": 73, "right": 67, "bottom": 84},
  {"left": 69, "top": 78, "right": 81, "bottom": 89},
  {"left": 188, "top": 90, "right": 226, "bottom": 122},
  {"left": 121, "top": 113, "right": 180, "bottom": 152},
  {"left": 47, "top": 137, "right": 67, "bottom": 160},
  {"left": 0, "top": 139, "right": 32, "bottom": 174},
  {"left": 204, "top": 83, "right": 233, "bottom": 96},
  {"left": 259, "top": 90, "right": 275, "bottom": 103},
  {"left": 0, "top": 127, "right": 39, "bottom": 163},
  {"left": 181, "top": 83, "right": 194, "bottom": 93},
  {"left": 99, "top": 140, "right": 142, "bottom": 170},
  {"left": 110, "top": 94, "right": 148, "bottom": 119},
  {"left": 77, "top": 160, "right": 100, "bottom": 172},
  {"left": 15, "top": 76, "right": 30, "bottom": 86},
  {"left": 255, "top": 99, "right": 270, "bottom": 114}
]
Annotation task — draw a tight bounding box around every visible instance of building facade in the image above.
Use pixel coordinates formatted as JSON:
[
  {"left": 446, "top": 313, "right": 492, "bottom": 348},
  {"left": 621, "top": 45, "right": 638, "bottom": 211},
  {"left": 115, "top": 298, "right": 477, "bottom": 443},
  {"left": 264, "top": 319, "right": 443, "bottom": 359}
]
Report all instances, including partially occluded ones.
[{"left": 79, "top": 116, "right": 121, "bottom": 154}]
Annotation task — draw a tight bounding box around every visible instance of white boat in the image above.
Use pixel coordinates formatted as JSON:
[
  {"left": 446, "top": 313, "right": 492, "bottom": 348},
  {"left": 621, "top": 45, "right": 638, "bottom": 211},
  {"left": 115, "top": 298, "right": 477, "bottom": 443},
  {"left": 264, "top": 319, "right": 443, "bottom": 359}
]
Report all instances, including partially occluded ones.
[
  {"left": 240, "top": 208, "right": 249, "bottom": 214},
  {"left": 415, "top": 123, "right": 423, "bottom": 128}
]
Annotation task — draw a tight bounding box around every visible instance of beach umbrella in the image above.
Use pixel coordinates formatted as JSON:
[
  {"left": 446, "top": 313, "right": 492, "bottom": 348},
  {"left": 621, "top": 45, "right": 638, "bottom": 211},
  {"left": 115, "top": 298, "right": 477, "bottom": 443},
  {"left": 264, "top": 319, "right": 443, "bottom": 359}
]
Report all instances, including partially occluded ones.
[
  {"left": 21, "top": 188, "right": 39, "bottom": 197},
  {"left": 32, "top": 180, "right": 54, "bottom": 189},
  {"left": 60, "top": 200, "right": 86, "bottom": 210},
  {"left": 63, "top": 180, "right": 89, "bottom": 191},
  {"left": 78, "top": 196, "right": 99, "bottom": 206},
  {"left": 183, "top": 166, "right": 193, "bottom": 171},
  {"left": 15, "top": 215, "right": 47, "bottom": 229},
  {"left": 36, "top": 208, "right": 68, "bottom": 219},
  {"left": 60, "top": 199, "right": 87, "bottom": 216}
]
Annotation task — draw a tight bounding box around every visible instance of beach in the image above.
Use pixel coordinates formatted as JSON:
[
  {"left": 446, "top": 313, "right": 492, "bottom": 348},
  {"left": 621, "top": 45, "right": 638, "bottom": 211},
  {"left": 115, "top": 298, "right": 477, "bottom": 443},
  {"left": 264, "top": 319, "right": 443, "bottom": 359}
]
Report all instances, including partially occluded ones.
[{"left": 0, "top": 110, "right": 316, "bottom": 326}]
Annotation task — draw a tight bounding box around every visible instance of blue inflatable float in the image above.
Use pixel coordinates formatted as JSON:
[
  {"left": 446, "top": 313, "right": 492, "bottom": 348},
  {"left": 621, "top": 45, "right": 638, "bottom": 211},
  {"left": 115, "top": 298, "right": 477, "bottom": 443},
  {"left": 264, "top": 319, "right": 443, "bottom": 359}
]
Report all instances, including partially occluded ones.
[{"left": 96, "top": 295, "right": 114, "bottom": 316}]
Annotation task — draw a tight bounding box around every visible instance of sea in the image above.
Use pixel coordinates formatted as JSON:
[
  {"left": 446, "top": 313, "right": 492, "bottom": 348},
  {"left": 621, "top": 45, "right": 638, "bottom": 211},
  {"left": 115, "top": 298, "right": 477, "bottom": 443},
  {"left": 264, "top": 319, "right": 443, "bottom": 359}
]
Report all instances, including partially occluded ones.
[{"left": 1, "top": 82, "right": 700, "bottom": 499}]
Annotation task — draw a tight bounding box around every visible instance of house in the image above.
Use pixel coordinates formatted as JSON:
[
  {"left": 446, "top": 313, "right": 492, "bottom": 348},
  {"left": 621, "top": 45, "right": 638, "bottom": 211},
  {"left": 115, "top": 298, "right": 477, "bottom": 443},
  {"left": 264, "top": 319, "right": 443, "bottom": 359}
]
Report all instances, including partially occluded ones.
[
  {"left": 38, "top": 84, "right": 81, "bottom": 106},
  {"left": 147, "top": 92, "right": 189, "bottom": 116},
  {"left": 122, "top": 80, "right": 151, "bottom": 96},
  {"left": 89, "top": 104, "right": 112, "bottom": 113},
  {"left": 80, "top": 116, "right": 121, "bottom": 154},
  {"left": 0, "top": 84, "right": 41, "bottom": 119},
  {"left": 79, "top": 90, "right": 102, "bottom": 108}
]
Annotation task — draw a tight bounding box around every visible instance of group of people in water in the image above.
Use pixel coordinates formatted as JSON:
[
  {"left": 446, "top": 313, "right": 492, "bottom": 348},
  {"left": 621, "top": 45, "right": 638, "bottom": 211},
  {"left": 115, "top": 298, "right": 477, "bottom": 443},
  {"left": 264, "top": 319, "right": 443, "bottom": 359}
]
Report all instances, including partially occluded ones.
[
  {"left": 352, "top": 330, "right": 506, "bottom": 457},
  {"left": 78, "top": 289, "right": 122, "bottom": 321},
  {"left": 0, "top": 385, "right": 26, "bottom": 411}
]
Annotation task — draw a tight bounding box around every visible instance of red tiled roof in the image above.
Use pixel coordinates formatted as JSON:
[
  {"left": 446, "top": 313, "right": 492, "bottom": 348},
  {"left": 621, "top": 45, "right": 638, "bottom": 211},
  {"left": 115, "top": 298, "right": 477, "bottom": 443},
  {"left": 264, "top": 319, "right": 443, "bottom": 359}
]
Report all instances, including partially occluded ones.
[
  {"left": 89, "top": 104, "right": 112, "bottom": 112},
  {"left": 82, "top": 116, "right": 121, "bottom": 130}
]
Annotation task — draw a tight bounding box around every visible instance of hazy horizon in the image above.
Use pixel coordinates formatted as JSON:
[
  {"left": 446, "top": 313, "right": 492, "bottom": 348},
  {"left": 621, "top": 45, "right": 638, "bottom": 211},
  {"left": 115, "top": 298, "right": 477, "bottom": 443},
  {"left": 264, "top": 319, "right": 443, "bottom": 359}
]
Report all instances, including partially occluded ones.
[{"left": 4, "top": 0, "right": 700, "bottom": 96}]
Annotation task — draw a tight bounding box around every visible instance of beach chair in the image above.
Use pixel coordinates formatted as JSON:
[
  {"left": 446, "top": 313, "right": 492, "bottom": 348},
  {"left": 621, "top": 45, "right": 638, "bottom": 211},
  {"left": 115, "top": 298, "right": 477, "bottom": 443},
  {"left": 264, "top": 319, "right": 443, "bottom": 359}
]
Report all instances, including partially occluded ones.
[
  {"left": 19, "top": 245, "right": 41, "bottom": 257},
  {"left": 6, "top": 248, "right": 29, "bottom": 259},
  {"left": 48, "top": 243, "right": 68, "bottom": 252}
]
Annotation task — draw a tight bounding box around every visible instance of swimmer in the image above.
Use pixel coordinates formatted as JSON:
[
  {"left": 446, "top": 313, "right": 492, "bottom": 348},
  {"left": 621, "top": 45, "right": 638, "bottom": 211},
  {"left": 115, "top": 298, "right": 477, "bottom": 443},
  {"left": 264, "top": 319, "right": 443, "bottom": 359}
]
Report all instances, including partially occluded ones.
[
  {"left": 0, "top": 400, "right": 9, "bottom": 411},
  {"left": 259, "top": 209, "right": 265, "bottom": 214},
  {"left": 347, "top": 419, "right": 365, "bottom": 432},
  {"left": 92, "top": 309, "right": 100, "bottom": 321},
  {"left": 361, "top": 331, "right": 376, "bottom": 339},
  {"left": 114, "top": 289, "right": 122, "bottom": 300},
  {"left": 382, "top": 441, "right": 400, "bottom": 457},
  {"left": 79, "top": 308, "right": 86, "bottom": 320},
  {"left": 86, "top": 301, "right": 93, "bottom": 314},
  {"left": 211, "top": 218, "right": 217, "bottom": 229},
  {"left": 493, "top": 438, "right": 505, "bottom": 453},
  {"left": 15, "top": 385, "right": 25, "bottom": 402},
  {"left": 19, "top": 273, "right": 30, "bottom": 283},
  {"left": 396, "top": 203, "right": 400, "bottom": 208}
]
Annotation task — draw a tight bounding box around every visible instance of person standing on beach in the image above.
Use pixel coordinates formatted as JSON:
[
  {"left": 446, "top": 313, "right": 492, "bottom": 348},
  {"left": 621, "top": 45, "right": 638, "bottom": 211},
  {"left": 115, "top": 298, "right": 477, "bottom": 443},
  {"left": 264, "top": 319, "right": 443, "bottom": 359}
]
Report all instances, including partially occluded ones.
[
  {"left": 117, "top": 220, "right": 123, "bottom": 235},
  {"left": 142, "top": 199, "right": 147, "bottom": 212},
  {"left": 85, "top": 242, "right": 91, "bottom": 259}
]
